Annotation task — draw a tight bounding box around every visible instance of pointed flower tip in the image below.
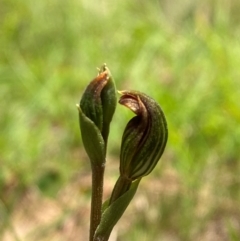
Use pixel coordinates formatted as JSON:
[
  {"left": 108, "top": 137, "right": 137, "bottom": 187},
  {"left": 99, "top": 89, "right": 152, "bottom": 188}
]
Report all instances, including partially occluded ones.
[
  {"left": 98, "top": 63, "right": 110, "bottom": 76},
  {"left": 76, "top": 104, "right": 80, "bottom": 111},
  {"left": 117, "top": 90, "right": 124, "bottom": 95}
]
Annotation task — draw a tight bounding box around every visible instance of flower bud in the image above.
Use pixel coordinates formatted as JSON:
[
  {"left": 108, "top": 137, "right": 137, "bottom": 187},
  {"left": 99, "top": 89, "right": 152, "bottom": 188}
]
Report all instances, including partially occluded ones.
[
  {"left": 119, "top": 90, "right": 168, "bottom": 180},
  {"left": 80, "top": 69, "right": 108, "bottom": 132},
  {"left": 77, "top": 64, "right": 117, "bottom": 164}
]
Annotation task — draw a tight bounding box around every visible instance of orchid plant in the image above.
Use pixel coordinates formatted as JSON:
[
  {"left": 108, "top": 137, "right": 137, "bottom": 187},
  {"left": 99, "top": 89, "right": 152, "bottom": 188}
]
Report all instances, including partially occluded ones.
[{"left": 77, "top": 64, "right": 168, "bottom": 241}]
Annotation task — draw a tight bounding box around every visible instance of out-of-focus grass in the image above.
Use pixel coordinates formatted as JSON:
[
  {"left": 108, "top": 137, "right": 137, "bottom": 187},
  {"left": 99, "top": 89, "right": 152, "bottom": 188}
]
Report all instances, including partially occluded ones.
[{"left": 1, "top": 0, "right": 240, "bottom": 240}]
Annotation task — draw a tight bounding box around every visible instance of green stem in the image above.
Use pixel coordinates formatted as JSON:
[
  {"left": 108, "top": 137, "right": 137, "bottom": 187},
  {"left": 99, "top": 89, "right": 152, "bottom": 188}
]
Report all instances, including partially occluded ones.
[
  {"left": 93, "top": 175, "right": 131, "bottom": 241},
  {"left": 93, "top": 176, "right": 131, "bottom": 241},
  {"left": 90, "top": 164, "right": 105, "bottom": 241},
  {"left": 109, "top": 175, "right": 132, "bottom": 205},
  {"left": 94, "top": 178, "right": 141, "bottom": 241}
]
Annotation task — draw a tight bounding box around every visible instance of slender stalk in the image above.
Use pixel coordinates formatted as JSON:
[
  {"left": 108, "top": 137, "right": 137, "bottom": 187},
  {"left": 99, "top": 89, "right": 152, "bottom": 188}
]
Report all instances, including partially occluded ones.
[
  {"left": 89, "top": 163, "right": 105, "bottom": 241},
  {"left": 94, "top": 177, "right": 141, "bottom": 241},
  {"left": 93, "top": 175, "right": 131, "bottom": 241},
  {"left": 109, "top": 175, "right": 132, "bottom": 205}
]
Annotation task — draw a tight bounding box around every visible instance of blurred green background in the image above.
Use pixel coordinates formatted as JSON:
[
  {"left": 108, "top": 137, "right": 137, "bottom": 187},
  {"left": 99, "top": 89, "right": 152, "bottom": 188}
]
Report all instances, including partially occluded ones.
[{"left": 1, "top": 0, "right": 240, "bottom": 240}]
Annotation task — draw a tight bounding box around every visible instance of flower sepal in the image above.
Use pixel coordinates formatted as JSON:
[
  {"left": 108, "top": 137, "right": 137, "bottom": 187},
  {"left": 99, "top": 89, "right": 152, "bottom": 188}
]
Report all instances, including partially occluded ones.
[{"left": 77, "top": 105, "right": 105, "bottom": 166}]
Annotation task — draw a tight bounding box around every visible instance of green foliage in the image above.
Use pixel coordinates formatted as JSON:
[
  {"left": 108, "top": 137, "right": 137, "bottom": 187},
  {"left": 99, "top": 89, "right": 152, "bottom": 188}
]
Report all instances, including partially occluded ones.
[{"left": 1, "top": 0, "right": 240, "bottom": 240}]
